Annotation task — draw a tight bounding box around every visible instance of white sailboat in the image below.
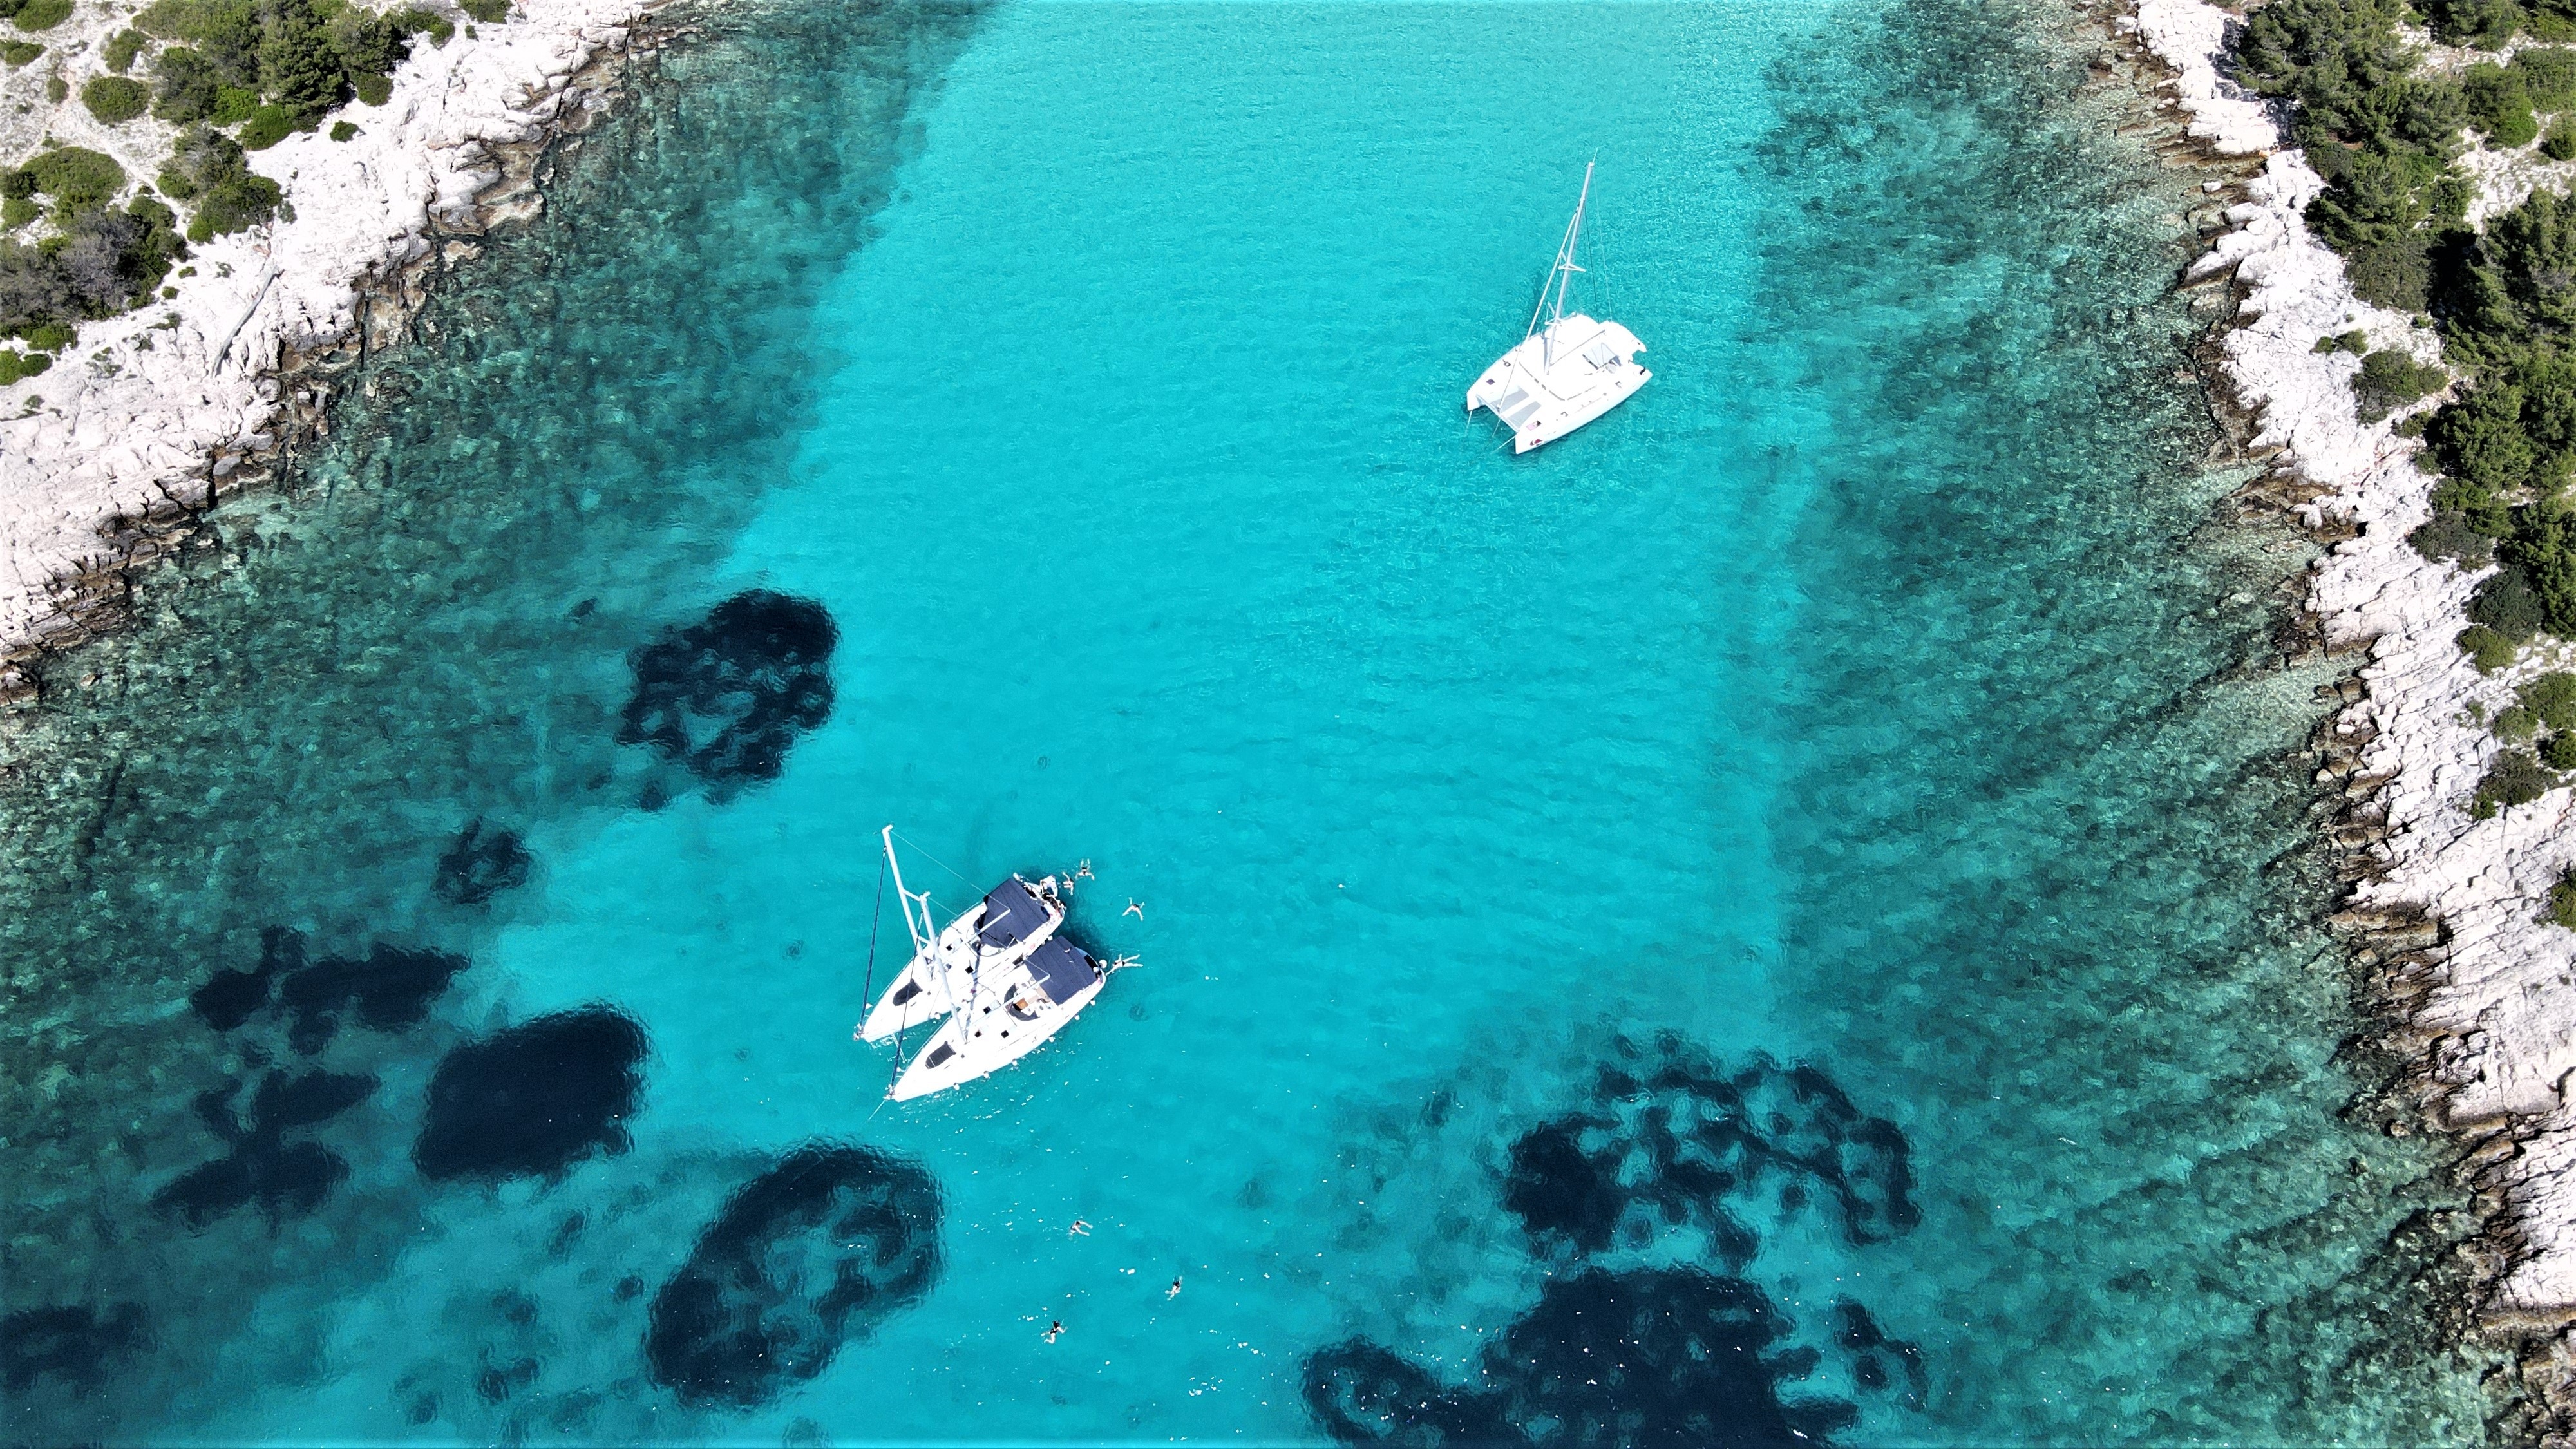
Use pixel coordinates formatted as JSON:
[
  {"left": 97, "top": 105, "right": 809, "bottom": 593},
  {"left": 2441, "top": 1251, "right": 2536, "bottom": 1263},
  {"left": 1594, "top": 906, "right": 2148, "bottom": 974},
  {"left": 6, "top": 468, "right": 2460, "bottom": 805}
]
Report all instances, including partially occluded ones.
[
  {"left": 857, "top": 825, "right": 1114, "bottom": 1102},
  {"left": 887, "top": 934, "right": 1109, "bottom": 1101},
  {"left": 855, "top": 827, "right": 1064, "bottom": 1042},
  {"left": 1465, "top": 162, "right": 1649, "bottom": 453}
]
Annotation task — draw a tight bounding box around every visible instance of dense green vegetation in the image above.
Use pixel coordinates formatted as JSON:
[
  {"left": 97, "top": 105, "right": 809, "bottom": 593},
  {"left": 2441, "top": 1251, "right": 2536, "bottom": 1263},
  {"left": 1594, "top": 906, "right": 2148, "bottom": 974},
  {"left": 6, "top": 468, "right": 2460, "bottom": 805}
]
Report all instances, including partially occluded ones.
[
  {"left": 0, "top": 0, "right": 464, "bottom": 366},
  {"left": 79, "top": 74, "right": 145, "bottom": 122},
  {"left": 137, "top": 0, "right": 419, "bottom": 135}
]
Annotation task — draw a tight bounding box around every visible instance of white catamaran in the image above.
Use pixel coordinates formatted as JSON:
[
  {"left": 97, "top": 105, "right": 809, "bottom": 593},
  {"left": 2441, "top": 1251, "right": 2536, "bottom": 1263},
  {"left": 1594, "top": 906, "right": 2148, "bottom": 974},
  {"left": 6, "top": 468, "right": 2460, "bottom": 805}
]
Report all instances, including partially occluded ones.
[
  {"left": 1465, "top": 162, "right": 1649, "bottom": 453},
  {"left": 858, "top": 827, "right": 1110, "bottom": 1103}
]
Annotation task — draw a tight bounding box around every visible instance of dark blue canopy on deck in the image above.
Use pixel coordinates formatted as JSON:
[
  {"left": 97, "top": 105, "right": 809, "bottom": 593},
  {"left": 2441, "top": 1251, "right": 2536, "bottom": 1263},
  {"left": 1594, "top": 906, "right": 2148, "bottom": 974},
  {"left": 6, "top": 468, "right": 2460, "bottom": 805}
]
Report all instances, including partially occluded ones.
[
  {"left": 976, "top": 879, "right": 1051, "bottom": 951},
  {"left": 1025, "top": 938, "right": 1101, "bottom": 1005}
]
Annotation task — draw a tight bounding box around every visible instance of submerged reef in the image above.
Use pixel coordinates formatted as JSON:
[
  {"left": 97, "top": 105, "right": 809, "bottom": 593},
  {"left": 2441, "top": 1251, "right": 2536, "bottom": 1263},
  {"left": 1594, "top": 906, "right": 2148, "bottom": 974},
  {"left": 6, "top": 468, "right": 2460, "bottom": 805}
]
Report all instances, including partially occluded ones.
[
  {"left": 414, "top": 1008, "right": 649, "bottom": 1183},
  {"left": 186, "top": 923, "right": 303, "bottom": 1032},
  {"left": 1501, "top": 1049, "right": 1918, "bottom": 1264},
  {"left": 434, "top": 819, "right": 535, "bottom": 905},
  {"left": 645, "top": 1143, "right": 941, "bottom": 1408},
  {"left": 1306, "top": 1267, "right": 1861, "bottom": 1447},
  {"left": 618, "top": 590, "right": 837, "bottom": 797},
  {"left": 274, "top": 940, "right": 471, "bottom": 1054},
  {"left": 190, "top": 927, "right": 469, "bottom": 1054},
  {"left": 154, "top": 1068, "right": 375, "bottom": 1227},
  {"left": 0, "top": 1303, "right": 147, "bottom": 1395},
  {"left": 1306, "top": 1042, "right": 1920, "bottom": 1445}
]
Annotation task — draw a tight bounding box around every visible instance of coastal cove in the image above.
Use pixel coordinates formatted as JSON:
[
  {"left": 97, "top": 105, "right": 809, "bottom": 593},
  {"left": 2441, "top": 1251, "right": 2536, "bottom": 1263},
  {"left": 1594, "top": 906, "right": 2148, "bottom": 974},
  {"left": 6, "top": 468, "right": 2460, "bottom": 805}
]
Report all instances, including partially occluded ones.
[{"left": 0, "top": 0, "right": 2533, "bottom": 1444}]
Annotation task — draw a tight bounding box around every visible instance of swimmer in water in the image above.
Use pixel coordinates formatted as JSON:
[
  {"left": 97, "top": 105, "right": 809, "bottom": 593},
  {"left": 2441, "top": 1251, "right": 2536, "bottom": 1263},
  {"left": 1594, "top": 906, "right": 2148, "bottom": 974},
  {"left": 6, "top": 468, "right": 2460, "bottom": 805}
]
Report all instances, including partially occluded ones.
[
  {"left": 1167, "top": 1277, "right": 1182, "bottom": 1299},
  {"left": 1045, "top": 1320, "right": 1065, "bottom": 1344}
]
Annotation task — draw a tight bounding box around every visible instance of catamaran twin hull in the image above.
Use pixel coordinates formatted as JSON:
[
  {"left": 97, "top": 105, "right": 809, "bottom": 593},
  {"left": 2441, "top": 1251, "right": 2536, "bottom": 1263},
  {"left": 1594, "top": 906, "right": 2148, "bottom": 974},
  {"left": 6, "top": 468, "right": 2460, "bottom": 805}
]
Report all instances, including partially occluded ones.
[{"left": 1466, "top": 314, "right": 1649, "bottom": 454}]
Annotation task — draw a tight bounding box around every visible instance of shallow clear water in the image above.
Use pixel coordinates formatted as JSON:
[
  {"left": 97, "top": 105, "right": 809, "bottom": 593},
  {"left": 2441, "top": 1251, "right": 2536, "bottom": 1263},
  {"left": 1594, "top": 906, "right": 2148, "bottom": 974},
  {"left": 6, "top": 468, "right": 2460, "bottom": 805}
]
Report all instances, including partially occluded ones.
[{"left": 0, "top": 0, "right": 2510, "bottom": 1442}]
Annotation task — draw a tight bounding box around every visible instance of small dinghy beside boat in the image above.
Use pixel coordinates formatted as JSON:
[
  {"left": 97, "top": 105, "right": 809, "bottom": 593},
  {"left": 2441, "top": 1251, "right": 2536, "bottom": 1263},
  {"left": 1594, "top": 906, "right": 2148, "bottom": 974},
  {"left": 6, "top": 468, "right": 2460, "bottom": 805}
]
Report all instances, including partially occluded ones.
[{"left": 1466, "top": 162, "right": 1649, "bottom": 454}]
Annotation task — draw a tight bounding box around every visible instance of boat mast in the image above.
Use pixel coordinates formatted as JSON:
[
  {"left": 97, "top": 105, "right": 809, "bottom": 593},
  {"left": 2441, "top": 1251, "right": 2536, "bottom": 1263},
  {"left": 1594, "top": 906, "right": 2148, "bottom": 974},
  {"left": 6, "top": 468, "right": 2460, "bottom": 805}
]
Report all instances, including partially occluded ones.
[
  {"left": 1526, "top": 161, "right": 1594, "bottom": 364},
  {"left": 882, "top": 826, "right": 937, "bottom": 958}
]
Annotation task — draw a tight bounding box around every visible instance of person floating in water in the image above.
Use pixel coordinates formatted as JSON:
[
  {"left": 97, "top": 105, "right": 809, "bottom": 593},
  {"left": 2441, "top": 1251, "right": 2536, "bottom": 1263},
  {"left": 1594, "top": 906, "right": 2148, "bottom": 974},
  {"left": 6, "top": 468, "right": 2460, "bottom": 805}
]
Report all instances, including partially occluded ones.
[
  {"left": 1166, "top": 1277, "right": 1182, "bottom": 1299},
  {"left": 1045, "top": 1320, "right": 1065, "bottom": 1344}
]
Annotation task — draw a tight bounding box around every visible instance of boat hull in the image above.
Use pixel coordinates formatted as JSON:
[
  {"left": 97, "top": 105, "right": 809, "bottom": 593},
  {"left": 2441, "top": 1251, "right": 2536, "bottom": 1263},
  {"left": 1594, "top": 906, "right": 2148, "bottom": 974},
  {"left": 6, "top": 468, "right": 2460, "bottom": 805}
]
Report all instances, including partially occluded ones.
[
  {"left": 857, "top": 880, "right": 1063, "bottom": 1041},
  {"left": 889, "top": 953, "right": 1104, "bottom": 1101},
  {"left": 1465, "top": 314, "right": 1649, "bottom": 453}
]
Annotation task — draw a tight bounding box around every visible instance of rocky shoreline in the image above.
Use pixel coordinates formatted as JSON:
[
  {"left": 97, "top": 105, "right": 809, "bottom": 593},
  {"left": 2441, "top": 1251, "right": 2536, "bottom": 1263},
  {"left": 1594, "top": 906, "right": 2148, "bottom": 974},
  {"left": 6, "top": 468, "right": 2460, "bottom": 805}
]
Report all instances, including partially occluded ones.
[
  {"left": 2131, "top": 0, "right": 2576, "bottom": 1431},
  {"left": 0, "top": 0, "right": 692, "bottom": 703}
]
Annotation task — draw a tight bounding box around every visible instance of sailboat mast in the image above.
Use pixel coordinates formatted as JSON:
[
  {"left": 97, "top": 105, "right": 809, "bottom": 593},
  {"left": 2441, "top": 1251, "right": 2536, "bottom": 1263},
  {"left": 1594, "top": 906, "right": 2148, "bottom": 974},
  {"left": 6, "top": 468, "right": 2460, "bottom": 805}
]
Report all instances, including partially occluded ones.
[
  {"left": 881, "top": 826, "right": 936, "bottom": 956},
  {"left": 1526, "top": 162, "right": 1596, "bottom": 363},
  {"left": 1553, "top": 160, "right": 1593, "bottom": 328}
]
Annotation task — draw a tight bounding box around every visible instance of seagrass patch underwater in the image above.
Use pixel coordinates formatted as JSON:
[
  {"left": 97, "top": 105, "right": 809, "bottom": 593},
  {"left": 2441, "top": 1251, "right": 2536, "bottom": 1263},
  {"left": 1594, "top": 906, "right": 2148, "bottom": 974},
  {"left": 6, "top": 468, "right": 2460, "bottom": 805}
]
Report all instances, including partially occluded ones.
[{"left": 0, "top": 0, "right": 2519, "bottom": 1441}]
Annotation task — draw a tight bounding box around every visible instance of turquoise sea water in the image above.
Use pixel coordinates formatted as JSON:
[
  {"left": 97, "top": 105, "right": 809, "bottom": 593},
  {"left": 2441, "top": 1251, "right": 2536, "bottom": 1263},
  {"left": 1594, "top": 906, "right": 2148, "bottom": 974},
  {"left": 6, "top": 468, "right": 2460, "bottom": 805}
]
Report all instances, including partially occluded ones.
[{"left": 0, "top": 0, "right": 2515, "bottom": 1442}]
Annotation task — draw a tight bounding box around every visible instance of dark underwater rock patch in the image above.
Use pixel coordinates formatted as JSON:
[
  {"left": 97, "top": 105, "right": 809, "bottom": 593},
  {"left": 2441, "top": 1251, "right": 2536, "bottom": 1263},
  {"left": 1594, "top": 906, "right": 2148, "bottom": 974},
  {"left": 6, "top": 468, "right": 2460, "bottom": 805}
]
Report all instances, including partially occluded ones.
[
  {"left": 187, "top": 925, "right": 304, "bottom": 1032},
  {"left": 191, "top": 927, "right": 470, "bottom": 1054},
  {"left": 618, "top": 590, "right": 837, "bottom": 793},
  {"left": 1305, "top": 1041, "right": 1926, "bottom": 1445},
  {"left": 1501, "top": 1044, "right": 1918, "bottom": 1262},
  {"left": 1304, "top": 1267, "right": 1856, "bottom": 1448},
  {"left": 154, "top": 1068, "right": 377, "bottom": 1227},
  {"left": 276, "top": 940, "right": 472, "bottom": 1054},
  {"left": 435, "top": 819, "right": 535, "bottom": 905},
  {"left": 414, "top": 1008, "right": 649, "bottom": 1183},
  {"left": 0, "top": 1303, "right": 147, "bottom": 1394},
  {"left": 1833, "top": 1298, "right": 1926, "bottom": 1406},
  {"left": 645, "top": 1143, "right": 941, "bottom": 1409}
]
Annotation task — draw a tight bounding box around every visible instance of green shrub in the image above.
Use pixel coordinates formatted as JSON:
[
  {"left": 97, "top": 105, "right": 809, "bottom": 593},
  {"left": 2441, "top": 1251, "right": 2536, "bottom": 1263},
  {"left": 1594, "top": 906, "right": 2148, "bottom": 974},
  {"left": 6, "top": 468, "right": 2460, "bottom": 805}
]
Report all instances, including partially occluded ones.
[
  {"left": 164, "top": 124, "right": 276, "bottom": 238},
  {"left": 0, "top": 348, "right": 50, "bottom": 384},
  {"left": 1, "top": 196, "right": 35, "bottom": 230},
  {"left": 26, "top": 321, "right": 74, "bottom": 352},
  {"left": 12, "top": 0, "right": 69, "bottom": 30},
  {"left": 2543, "top": 730, "right": 2576, "bottom": 768},
  {"left": 350, "top": 69, "right": 387, "bottom": 105},
  {"left": 2474, "top": 564, "right": 2548, "bottom": 639},
  {"left": 2550, "top": 868, "right": 2576, "bottom": 927},
  {"left": 2548, "top": 121, "right": 2576, "bottom": 160},
  {"left": 2518, "top": 45, "right": 2576, "bottom": 106},
  {"left": 459, "top": 0, "right": 507, "bottom": 23},
  {"left": 2468, "top": 62, "right": 2543, "bottom": 145},
  {"left": 234, "top": 102, "right": 299, "bottom": 150},
  {"left": 103, "top": 24, "right": 144, "bottom": 71},
  {"left": 2347, "top": 234, "right": 2438, "bottom": 312},
  {"left": 2316, "top": 328, "right": 2371, "bottom": 354},
  {"left": 24, "top": 146, "right": 123, "bottom": 213},
  {"left": 2463, "top": 623, "right": 2520, "bottom": 672},
  {"left": 149, "top": 46, "right": 214, "bottom": 120},
  {"left": 209, "top": 83, "right": 256, "bottom": 124},
  {"left": 2473, "top": 747, "right": 2557, "bottom": 816},
  {"left": 2498, "top": 702, "right": 2542, "bottom": 739},
  {"left": 390, "top": 8, "right": 450, "bottom": 46},
  {"left": 2356, "top": 348, "right": 2450, "bottom": 420},
  {"left": 80, "top": 75, "right": 147, "bottom": 124},
  {"left": 2427, "top": 0, "right": 2530, "bottom": 46},
  {"left": 2413, "top": 509, "right": 2498, "bottom": 565},
  {"left": 328, "top": 117, "right": 353, "bottom": 140},
  {"left": 1, "top": 40, "right": 37, "bottom": 64}
]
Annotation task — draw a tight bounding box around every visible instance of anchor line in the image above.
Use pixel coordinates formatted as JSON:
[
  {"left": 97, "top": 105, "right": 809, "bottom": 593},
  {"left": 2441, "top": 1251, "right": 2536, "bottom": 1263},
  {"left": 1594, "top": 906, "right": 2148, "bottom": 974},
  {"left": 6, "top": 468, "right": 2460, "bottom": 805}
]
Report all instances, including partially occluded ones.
[{"left": 855, "top": 850, "right": 887, "bottom": 1041}]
